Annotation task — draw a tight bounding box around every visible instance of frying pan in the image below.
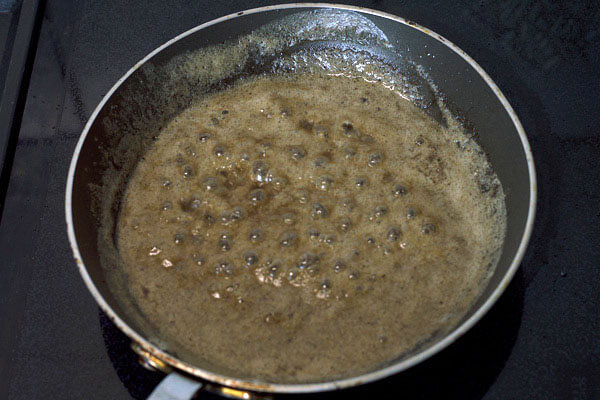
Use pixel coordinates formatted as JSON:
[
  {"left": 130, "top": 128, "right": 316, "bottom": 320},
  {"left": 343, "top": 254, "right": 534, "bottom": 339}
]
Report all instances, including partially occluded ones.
[{"left": 65, "top": 4, "right": 536, "bottom": 399}]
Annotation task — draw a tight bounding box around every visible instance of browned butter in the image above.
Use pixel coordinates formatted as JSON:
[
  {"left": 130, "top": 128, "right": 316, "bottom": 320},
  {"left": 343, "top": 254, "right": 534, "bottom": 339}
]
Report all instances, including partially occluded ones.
[{"left": 116, "top": 72, "right": 505, "bottom": 382}]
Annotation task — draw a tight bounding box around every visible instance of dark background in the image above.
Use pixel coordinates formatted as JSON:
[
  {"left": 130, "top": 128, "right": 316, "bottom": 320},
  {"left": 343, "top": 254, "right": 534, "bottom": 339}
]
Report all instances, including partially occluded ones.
[{"left": 0, "top": 0, "right": 598, "bottom": 399}]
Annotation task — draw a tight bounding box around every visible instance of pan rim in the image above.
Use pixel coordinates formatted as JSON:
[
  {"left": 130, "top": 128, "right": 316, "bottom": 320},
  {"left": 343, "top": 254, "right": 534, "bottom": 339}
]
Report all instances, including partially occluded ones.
[{"left": 65, "top": 2, "right": 537, "bottom": 393}]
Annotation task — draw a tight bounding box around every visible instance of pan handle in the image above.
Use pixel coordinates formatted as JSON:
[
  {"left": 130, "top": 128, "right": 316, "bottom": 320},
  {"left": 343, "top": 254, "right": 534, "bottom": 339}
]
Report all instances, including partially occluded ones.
[
  {"left": 147, "top": 371, "right": 203, "bottom": 400},
  {"left": 147, "top": 371, "right": 273, "bottom": 400},
  {"left": 132, "top": 343, "right": 270, "bottom": 399}
]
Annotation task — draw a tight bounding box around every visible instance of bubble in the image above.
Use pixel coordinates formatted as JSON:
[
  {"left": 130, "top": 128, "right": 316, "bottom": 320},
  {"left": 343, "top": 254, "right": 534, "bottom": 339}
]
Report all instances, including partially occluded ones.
[
  {"left": 339, "top": 218, "right": 352, "bottom": 232},
  {"left": 162, "top": 259, "right": 173, "bottom": 268},
  {"left": 369, "top": 205, "right": 388, "bottom": 222},
  {"left": 348, "top": 271, "right": 359, "bottom": 280},
  {"left": 211, "top": 291, "right": 221, "bottom": 299},
  {"left": 214, "top": 145, "right": 226, "bottom": 157},
  {"left": 279, "top": 232, "right": 297, "bottom": 247},
  {"left": 180, "top": 197, "right": 198, "bottom": 213},
  {"left": 290, "top": 146, "right": 306, "bottom": 160},
  {"left": 148, "top": 246, "right": 161, "bottom": 256},
  {"left": 311, "top": 202, "right": 328, "bottom": 219},
  {"left": 269, "top": 263, "right": 281, "bottom": 278},
  {"left": 316, "top": 279, "right": 332, "bottom": 299},
  {"left": 308, "top": 228, "right": 321, "bottom": 240},
  {"left": 185, "top": 146, "right": 197, "bottom": 157},
  {"left": 406, "top": 207, "right": 418, "bottom": 219},
  {"left": 203, "top": 212, "right": 215, "bottom": 225},
  {"left": 231, "top": 206, "right": 245, "bottom": 221},
  {"left": 244, "top": 251, "right": 258, "bottom": 266},
  {"left": 220, "top": 208, "right": 242, "bottom": 225},
  {"left": 201, "top": 176, "right": 219, "bottom": 191},
  {"left": 323, "top": 234, "right": 336, "bottom": 245},
  {"left": 272, "top": 176, "right": 288, "bottom": 190},
  {"left": 392, "top": 184, "right": 408, "bottom": 197},
  {"left": 189, "top": 197, "right": 202, "bottom": 210},
  {"left": 190, "top": 227, "right": 203, "bottom": 241},
  {"left": 192, "top": 253, "right": 204, "bottom": 266},
  {"left": 355, "top": 177, "right": 368, "bottom": 188},
  {"left": 299, "top": 252, "right": 319, "bottom": 269},
  {"left": 341, "top": 198, "right": 355, "bottom": 212},
  {"left": 220, "top": 212, "right": 233, "bottom": 226},
  {"left": 287, "top": 269, "right": 298, "bottom": 281},
  {"left": 386, "top": 227, "right": 401, "bottom": 242},
  {"left": 307, "top": 266, "right": 320, "bottom": 277},
  {"left": 343, "top": 146, "right": 357, "bottom": 159},
  {"left": 174, "top": 233, "right": 185, "bottom": 244},
  {"left": 317, "top": 175, "right": 334, "bottom": 191},
  {"left": 161, "top": 201, "right": 172, "bottom": 211},
  {"left": 249, "top": 229, "right": 263, "bottom": 242},
  {"left": 333, "top": 260, "right": 346, "bottom": 272},
  {"left": 313, "top": 157, "right": 328, "bottom": 168},
  {"left": 199, "top": 133, "right": 211, "bottom": 143},
  {"left": 421, "top": 223, "right": 436, "bottom": 234},
  {"left": 218, "top": 238, "right": 231, "bottom": 252},
  {"left": 341, "top": 121, "right": 355, "bottom": 134},
  {"left": 282, "top": 213, "right": 296, "bottom": 225},
  {"left": 215, "top": 260, "right": 233, "bottom": 275},
  {"left": 264, "top": 312, "right": 282, "bottom": 324},
  {"left": 314, "top": 125, "right": 329, "bottom": 139},
  {"left": 249, "top": 189, "right": 265, "bottom": 206},
  {"left": 183, "top": 165, "right": 194, "bottom": 178},
  {"left": 251, "top": 161, "right": 271, "bottom": 184},
  {"left": 368, "top": 152, "right": 383, "bottom": 167}
]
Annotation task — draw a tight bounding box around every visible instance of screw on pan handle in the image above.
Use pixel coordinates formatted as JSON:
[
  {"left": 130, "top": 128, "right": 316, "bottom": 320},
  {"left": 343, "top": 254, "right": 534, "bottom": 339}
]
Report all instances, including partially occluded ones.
[{"left": 130, "top": 342, "right": 174, "bottom": 373}]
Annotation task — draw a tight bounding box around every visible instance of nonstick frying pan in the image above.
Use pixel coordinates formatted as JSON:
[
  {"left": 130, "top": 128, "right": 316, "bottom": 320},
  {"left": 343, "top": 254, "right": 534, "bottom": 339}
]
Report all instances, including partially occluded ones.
[{"left": 65, "top": 4, "right": 536, "bottom": 399}]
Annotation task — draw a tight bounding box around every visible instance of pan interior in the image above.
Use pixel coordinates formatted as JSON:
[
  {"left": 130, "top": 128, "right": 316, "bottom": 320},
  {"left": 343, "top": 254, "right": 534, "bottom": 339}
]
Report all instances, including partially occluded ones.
[{"left": 75, "top": 9, "right": 510, "bottom": 385}]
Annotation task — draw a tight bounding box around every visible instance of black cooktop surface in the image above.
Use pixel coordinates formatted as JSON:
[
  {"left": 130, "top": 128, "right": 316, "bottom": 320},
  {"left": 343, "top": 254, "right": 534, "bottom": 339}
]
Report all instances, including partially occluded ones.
[{"left": 0, "top": 1, "right": 598, "bottom": 399}]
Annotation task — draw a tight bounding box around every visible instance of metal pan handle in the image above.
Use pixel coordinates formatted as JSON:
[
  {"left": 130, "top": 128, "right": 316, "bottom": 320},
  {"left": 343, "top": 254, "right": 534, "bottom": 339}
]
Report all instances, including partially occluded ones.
[
  {"left": 148, "top": 372, "right": 203, "bottom": 400},
  {"left": 148, "top": 371, "right": 274, "bottom": 400},
  {"left": 132, "top": 343, "right": 271, "bottom": 400}
]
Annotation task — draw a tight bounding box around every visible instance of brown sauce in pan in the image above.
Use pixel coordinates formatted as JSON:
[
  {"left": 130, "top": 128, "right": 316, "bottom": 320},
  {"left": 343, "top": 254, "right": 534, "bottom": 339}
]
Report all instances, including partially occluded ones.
[{"left": 116, "top": 73, "right": 505, "bottom": 382}]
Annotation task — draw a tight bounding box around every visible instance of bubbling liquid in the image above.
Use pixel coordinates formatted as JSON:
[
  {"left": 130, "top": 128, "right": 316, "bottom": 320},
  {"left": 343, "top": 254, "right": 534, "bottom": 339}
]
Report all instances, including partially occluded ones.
[{"left": 117, "top": 72, "right": 505, "bottom": 382}]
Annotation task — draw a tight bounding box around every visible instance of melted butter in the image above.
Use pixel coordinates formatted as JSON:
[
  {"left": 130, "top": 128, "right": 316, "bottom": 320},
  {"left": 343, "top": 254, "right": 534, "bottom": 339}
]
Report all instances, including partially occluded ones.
[{"left": 116, "top": 72, "right": 505, "bottom": 382}]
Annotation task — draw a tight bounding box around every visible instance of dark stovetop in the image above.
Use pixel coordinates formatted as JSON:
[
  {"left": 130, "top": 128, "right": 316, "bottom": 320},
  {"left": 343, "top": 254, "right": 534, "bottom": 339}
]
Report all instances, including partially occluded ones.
[{"left": 0, "top": 1, "right": 598, "bottom": 399}]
